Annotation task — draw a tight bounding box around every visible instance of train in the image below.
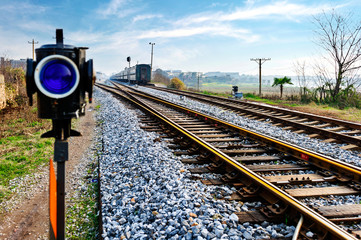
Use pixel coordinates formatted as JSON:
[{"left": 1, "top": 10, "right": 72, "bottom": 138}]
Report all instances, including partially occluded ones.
[{"left": 110, "top": 64, "right": 151, "bottom": 85}]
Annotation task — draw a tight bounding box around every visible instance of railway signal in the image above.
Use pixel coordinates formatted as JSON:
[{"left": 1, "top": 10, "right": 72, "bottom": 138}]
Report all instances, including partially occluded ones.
[
  {"left": 25, "top": 29, "right": 95, "bottom": 240},
  {"left": 26, "top": 29, "right": 94, "bottom": 120}
]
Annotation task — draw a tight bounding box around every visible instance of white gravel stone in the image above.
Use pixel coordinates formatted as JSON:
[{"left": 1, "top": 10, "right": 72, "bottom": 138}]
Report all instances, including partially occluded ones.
[
  {"left": 306, "top": 231, "right": 314, "bottom": 238},
  {"left": 94, "top": 87, "right": 295, "bottom": 239},
  {"left": 138, "top": 86, "right": 361, "bottom": 167}
]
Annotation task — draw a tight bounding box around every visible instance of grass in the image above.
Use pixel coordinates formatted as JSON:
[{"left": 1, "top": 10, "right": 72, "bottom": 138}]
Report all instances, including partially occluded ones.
[
  {"left": 242, "top": 93, "right": 361, "bottom": 123},
  {"left": 0, "top": 130, "right": 54, "bottom": 203},
  {"left": 0, "top": 101, "right": 53, "bottom": 203},
  {"left": 201, "top": 82, "right": 233, "bottom": 93},
  {"left": 1, "top": 96, "right": 100, "bottom": 236},
  {"left": 243, "top": 93, "right": 281, "bottom": 104},
  {"left": 292, "top": 103, "right": 361, "bottom": 123},
  {"left": 201, "top": 90, "right": 231, "bottom": 98},
  {"left": 66, "top": 127, "right": 101, "bottom": 239},
  {"left": 66, "top": 160, "right": 99, "bottom": 239},
  {"left": 191, "top": 85, "right": 361, "bottom": 123}
]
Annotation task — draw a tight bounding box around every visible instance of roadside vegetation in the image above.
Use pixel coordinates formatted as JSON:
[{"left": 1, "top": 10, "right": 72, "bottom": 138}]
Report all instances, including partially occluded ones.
[
  {"left": 0, "top": 115, "right": 53, "bottom": 204},
  {"left": 291, "top": 10, "right": 361, "bottom": 110},
  {"left": 152, "top": 69, "right": 170, "bottom": 86},
  {"left": 0, "top": 131, "right": 54, "bottom": 202},
  {"left": 272, "top": 77, "right": 293, "bottom": 99},
  {"left": 0, "top": 62, "right": 100, "bottom": 237},
  {"left": 0, "top": 66, "right": 54, "bottom": 203},
  {"left": 168, "top": 77, "right": 186, "bottom": 90},
  {"left": 192, "top": 10, "right": 361, "bottom": 119},
  {"left": 197, "top": 90, "right": 361, "bottom": 123},
  {"left": 66, "top": 152, "right": 100, "bottom": 239},
  {"left": 243, "top": 93, "right": 361, "bottom": 122}
]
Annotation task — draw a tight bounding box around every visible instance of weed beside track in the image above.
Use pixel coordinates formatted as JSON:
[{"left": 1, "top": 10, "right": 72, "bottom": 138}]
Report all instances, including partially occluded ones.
[{"left": 0, "top": 103, "right": 53, "bottom": 204}]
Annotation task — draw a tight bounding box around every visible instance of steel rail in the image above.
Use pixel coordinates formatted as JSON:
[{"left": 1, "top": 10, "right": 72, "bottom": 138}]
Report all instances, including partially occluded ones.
[
  {"left": 148, "top": 85, "right": 361, "bottom": 130},
  {"left": 120, "top": 85, "right": 361, "bottom": 182},
  {"left": 145, "top": 85, "right": 361, "bottom": 146},
  {"left": 97, "top": 83, "right": 356, "bottom": 239}
]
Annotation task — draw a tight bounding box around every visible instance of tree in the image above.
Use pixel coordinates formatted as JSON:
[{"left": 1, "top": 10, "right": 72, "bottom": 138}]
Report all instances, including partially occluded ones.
[
  {"left": 153, "top": 72, "right": 170, "bottom": 86},
  {"left": 272, "top": 76, "right": 292, "bottom": 98},
  {"left": 168, "top": 77, "right": 186, "bottom": 90},
  {"left": 313, "top": 10, "right": 361, "bottom": 102},
  {"left": 293, "top": 60, "right": 308, "bottom": 97}
]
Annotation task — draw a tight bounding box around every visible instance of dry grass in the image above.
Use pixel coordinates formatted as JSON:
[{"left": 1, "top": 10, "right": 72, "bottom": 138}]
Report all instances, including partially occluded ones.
[
  {"left": 0, "top": 101, "right": 51, "bottom": 138},
  {"left": 245, "top": 97, "right": 361, "bottom": 123},
  {"left": 292, "top": 103, "right": 361, "bottom": 123},
  {"left": 0, "top": 97, "right": 54, "bottom": 202},
  {"left": 198, "top": 85, "right": 361, "bottom": 123}
]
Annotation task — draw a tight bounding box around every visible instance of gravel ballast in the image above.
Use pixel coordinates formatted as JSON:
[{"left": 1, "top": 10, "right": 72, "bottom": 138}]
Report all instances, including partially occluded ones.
[
  {"left": 95, "top": 87, "right": 295, "bottom": 240},
  {"left": 137, "top": 86, "right": 361, "bottom": 167}
]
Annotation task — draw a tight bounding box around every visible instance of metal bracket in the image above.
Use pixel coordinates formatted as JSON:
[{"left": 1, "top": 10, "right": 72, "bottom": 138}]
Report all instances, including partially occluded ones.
[{"left": 54, "top": 140, "right": 68, "bottom": 162}]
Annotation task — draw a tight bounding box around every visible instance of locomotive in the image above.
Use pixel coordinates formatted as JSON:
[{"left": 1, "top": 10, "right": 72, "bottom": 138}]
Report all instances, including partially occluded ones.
[{"left": 110, "top": 64, "right": 151, "bottom": 85}]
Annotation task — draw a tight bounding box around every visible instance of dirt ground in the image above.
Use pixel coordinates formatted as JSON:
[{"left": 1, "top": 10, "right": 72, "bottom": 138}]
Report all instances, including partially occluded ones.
[{"left": 0, "top": 102, "right": 96, "bottom": 240}]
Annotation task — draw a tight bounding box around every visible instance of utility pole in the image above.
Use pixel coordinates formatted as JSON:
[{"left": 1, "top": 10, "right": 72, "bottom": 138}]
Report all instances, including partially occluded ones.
[
  {"left": 28, "top": 39, "right": 39, "bottom": 60},
  {"left": 149, "top": 42, "right": 155, "bottom": 81},
  {"left": 250, "top": 58, "right": 271, "bottom": 96}
]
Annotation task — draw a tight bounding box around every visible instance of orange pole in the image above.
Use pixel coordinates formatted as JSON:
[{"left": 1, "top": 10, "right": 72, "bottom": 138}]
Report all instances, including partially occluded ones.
[{"left": 49, "top": 159, "right": 57, "bottom": 239}]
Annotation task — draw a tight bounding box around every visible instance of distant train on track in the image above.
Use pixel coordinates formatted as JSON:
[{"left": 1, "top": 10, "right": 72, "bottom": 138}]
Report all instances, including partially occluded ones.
[{"left": 110, "top": 64, "right": 151, "bottom": 85}]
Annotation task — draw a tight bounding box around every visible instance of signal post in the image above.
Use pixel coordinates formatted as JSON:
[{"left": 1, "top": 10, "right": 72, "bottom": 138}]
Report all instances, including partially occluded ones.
[{"left": 26, "top": 29, "right": 95, "bottom": 240}]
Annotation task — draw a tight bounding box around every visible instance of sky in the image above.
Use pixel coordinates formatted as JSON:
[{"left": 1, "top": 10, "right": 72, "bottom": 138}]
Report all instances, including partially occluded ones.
[{"left": 0, "top": 0, "right": 361, "bottom": 77}]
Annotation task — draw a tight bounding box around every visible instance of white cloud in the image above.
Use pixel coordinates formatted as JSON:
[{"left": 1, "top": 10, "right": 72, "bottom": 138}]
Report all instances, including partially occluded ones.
[
  {"left": 67, "top": 31, "right": 105, "bottom": 44},
  {"left": 0, "top": 2, "right": 47, "bottom": 14},
  {"left": 97, "top": 0, "right": 160, "bottom": 19},
  {"left": 137, "top": 23, "right": 259, "bottom": 42},
  {"left": 0, "top": 0, "right": 352, "bottom": 76},
  {"left": 135, "top": 0, "right": 347, "bottom": 46},
  {"left": 245, "top": 0, "right": 256, "bottom": 7},
  {"left": 98, "top": 0, "right": 127, "bottom": 16},
  {"left": 92, "top": 1, "right": 346, "bottom": 48},
  {"left": 0, "top": 27, "right": 33, "bottom": 59},
  {"left": 18, "top": 21, "right": 55, "bottom": 35},
  {"left": 163, "top": 47, "right": 201, "bottom": 62},
  {"left": 176, "top": 1, "right": 339, "bottom": 26},
  {"left": 222, "top": 1, "right": 334, "bottom": 21},
  {"left": 96, "top": 0, "right": 141, "bottom": 18},
  {"left": 208, "top": 2, "right": 229, "bottom": 8},
  {"left": 132, "top": 14, "right": 163, "bottom": 23}
]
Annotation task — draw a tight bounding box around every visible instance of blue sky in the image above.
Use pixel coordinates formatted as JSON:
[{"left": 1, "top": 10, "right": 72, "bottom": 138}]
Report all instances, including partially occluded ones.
[{"left": 0, "top": 0, "right": 360, "bottom": 76}]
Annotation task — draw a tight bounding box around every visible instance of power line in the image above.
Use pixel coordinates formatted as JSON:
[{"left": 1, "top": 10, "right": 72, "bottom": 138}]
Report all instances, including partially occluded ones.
[
  {"left": 28, "top": 39, "right": 39, "bottom": 60},
  {"left": 250, "top": 58, "right": 271, "bottom": 95}
]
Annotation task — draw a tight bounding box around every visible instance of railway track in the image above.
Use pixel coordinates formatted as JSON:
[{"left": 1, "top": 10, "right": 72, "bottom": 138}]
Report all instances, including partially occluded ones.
[
  {"left": 142, "top": 85, "right": 361, "bottom": 152},
  {"left": 96, "top": 83, "right": 361, "bottom": 239}
]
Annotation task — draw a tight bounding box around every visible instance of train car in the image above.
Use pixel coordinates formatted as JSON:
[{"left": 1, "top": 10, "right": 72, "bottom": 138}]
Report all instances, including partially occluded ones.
[
  {"left": 110, "top": 64, "right": 151, "bottom": 85},
  {"left": 136, "top": 64, "right": 151, "bottom": 85}
]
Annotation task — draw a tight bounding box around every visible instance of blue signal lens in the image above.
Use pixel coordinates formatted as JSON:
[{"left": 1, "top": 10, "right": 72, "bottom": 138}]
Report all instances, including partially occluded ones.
[{"left": 40, "top": 59, "right": 77, "bottom": 94}]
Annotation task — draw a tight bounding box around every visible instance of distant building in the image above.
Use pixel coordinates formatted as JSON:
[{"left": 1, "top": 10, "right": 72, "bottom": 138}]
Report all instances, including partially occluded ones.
[
  {"left": 204, "top": 72, "right": 240, "bottom": 79},
  {"left": 10, "top": 59, "right": 26, "bottom": 69},
  {"left": 0, "top": 57, "right": 26, "bottom": 70},
  {"left": 204, "top": 72, "right": 223, "bottom": 77},
  {"left": 165, "top": 70, "right": 182, "bottom": 78},
  {"left": 96, "top": 72, "right": 108, "bottom": 82},
  {"left": 261, "top": 79, "right": 271, "bottom": 86}
]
